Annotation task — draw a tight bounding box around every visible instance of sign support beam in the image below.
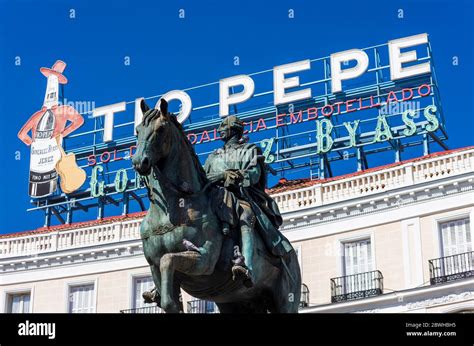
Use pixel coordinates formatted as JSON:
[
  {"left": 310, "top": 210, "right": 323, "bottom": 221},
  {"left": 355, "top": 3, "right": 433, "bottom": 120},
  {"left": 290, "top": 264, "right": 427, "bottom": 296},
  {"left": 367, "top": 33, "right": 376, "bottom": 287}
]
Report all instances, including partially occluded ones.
[
  {"left": 51, "top": 207, "right": 65, "bottom": 225},
  {"left": 122, "top": 193, "right": 129, "bottom": 215},
  {"left": 428, "top": 132, "right": 449, "bottom": 151},
  {"left": 44, "top": 207, "right": 51, "bottom": 228},
  {"left": 129, "top": 191, "right": 146, "bottom": 211}
]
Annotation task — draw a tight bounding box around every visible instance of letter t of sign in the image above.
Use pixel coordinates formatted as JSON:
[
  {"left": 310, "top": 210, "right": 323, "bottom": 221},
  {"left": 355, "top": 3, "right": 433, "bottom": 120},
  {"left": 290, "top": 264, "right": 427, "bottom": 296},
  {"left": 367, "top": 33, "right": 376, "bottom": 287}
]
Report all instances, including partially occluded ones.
[{"left": 92, "top": 102, "right": 126, "bottom": 142}]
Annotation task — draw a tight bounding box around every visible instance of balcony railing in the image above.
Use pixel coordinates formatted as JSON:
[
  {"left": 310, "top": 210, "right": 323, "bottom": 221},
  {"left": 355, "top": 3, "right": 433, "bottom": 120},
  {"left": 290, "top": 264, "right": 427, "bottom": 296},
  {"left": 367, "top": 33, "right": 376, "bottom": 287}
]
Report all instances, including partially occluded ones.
[
  {"left": 0, "top": 219, "right": 142, "bottom": 259},
  {"left": 330, "top": 270, "right": 384, "bottom": 303},
  {"left": 429, "top": 251, "right": 474, "bottom": 285},
  {"left": 186, "top": 299, "right": 219, "bottom": 313},
  {"left": 120, "top": 305, "right": 161, "bottom": 313},
  {"left": 299, "top": 284, "right": 310, "bottom": 308}
]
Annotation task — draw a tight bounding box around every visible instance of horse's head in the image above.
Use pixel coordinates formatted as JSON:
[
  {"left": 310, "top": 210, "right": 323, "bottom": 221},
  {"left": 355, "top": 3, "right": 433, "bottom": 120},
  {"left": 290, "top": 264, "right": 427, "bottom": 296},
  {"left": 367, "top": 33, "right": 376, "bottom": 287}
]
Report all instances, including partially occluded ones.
[{"left": 133, "top": 99, "right": 173, "bottom": 176}]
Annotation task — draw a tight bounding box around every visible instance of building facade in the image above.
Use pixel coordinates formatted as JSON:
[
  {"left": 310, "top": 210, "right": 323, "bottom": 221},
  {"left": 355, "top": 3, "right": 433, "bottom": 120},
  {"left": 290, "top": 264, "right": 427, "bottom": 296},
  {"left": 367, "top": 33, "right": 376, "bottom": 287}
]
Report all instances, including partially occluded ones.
[{"left": 1, "top": 147, "right": 473, "bottom": 313}]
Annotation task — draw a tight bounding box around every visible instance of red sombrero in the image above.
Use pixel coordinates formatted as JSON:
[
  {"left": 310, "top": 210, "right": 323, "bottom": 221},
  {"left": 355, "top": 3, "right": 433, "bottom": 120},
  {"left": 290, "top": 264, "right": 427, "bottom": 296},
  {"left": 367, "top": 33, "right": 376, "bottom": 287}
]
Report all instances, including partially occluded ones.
[{"left": 40, "top": 60, "right": 68, "bottom": 84}]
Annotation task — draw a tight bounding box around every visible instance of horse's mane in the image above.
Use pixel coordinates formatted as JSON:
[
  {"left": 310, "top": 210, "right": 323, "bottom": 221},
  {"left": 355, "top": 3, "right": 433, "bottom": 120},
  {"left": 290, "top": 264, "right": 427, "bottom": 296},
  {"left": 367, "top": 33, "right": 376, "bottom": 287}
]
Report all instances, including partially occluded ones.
[
  {"left": 142, "top": 109, "right": 209, "bottom": 186},
  {"left": 167, "top": 114, "right": 209, "bottom": 186}
]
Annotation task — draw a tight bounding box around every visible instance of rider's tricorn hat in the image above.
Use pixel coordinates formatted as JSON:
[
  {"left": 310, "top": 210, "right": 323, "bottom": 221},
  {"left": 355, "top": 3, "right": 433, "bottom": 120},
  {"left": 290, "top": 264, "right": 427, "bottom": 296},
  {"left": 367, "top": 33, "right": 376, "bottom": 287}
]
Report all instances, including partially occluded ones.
[
  {"left": 40, "top": 60, "right": 68, "bottom": 84},
  {"left": 218, "top": 115, "right": 244, "bottom": 133}
]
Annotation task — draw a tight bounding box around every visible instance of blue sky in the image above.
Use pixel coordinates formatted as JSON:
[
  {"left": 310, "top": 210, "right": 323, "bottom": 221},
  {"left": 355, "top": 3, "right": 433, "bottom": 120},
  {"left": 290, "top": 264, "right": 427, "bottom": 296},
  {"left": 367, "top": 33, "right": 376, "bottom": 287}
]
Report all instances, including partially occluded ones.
[{"left": 0, "top": 0, "right": 472, "bottom": 234}]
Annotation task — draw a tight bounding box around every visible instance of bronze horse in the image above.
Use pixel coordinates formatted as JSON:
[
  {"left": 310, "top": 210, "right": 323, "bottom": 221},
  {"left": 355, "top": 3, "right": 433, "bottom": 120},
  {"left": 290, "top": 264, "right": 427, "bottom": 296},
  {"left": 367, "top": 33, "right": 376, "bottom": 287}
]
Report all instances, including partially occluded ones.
[{"left": 132, "top": 99, "right": 301, "bottom": 313}]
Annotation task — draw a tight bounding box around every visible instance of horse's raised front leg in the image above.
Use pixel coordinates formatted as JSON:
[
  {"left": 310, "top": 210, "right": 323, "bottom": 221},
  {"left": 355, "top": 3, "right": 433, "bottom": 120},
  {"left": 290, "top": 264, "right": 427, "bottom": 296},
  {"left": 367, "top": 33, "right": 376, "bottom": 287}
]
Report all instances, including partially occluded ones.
[{"left": 160, "top": 250, "right": 211, "bottom": 313}]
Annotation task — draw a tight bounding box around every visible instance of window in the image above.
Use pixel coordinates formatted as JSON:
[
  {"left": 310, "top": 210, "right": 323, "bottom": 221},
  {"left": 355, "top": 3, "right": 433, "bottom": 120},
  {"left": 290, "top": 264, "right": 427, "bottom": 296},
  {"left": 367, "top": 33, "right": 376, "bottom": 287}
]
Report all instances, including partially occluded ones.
[
  {"left": 187, "top": 299, "right": 218, "bottom": 313},
  {"left": 133, "top": 276, "right": 155, "bottom": 309},
  {"left": 343, "top": 239, "right": 373, "bottom": 276},
  {"left": 440, "top": 218, "right": 472, "bottom": 257},
  {"left": 343, "top": 239, "right": 373, "bottom": 293},
  {"left": 68, "top": 284, "right": 95, "bottom": 313},
  {"left": 7, "top": 292, "right": 30, "bottom": 313},
  {"left": 203, "top": 300, "right": 216, "bottom": 313},
  {"left": 439, "top": 218, "right": 472, "bottom": 276}
]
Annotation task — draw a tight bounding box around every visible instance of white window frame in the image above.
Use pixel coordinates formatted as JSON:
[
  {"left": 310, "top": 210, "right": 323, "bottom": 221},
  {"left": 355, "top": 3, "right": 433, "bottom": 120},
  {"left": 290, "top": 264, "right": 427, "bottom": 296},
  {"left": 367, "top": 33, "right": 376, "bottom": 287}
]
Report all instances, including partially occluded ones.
[
  {"left": 1, "top": 287, "right": 34, "bottom": 313},
  {"left": 335, "top": 232, "right": 376, "bottom": 296},
  {"left": 337, "top": 232, "right": 376, "bottom": 277},
  {"left": 64, "top": 279, "right": 98, "bottom": 313},
  {"left": 129, "top": 273, "right": 155, "bottom": 310},
  {"left": 432, "top": 209, "right": 474, "bottom": 259}
]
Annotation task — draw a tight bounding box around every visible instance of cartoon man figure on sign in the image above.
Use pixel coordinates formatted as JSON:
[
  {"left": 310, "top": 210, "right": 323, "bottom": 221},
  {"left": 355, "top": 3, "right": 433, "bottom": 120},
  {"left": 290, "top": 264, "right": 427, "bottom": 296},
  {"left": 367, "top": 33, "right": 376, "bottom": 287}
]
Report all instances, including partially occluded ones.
[{"left": 18, "top": 60, "right": 86, "bottom": 197}]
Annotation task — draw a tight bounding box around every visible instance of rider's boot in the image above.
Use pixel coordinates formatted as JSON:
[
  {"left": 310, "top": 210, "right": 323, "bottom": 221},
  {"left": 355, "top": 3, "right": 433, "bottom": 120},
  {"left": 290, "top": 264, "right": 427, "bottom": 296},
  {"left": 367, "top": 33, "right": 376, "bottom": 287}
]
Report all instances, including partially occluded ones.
[{"left": 232, "top": 226, "right": 254, "bottom": 288}]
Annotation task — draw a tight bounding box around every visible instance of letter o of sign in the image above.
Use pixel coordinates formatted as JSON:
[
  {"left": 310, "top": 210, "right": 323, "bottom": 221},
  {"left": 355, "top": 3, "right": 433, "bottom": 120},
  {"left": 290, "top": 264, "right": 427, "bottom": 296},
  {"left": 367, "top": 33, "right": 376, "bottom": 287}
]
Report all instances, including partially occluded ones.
[
  {"left": 114, "top": 169, "right": 128, "bottom": 192},
  {"left": 100, "top": 151, "right": 111, "bottom": 163}
]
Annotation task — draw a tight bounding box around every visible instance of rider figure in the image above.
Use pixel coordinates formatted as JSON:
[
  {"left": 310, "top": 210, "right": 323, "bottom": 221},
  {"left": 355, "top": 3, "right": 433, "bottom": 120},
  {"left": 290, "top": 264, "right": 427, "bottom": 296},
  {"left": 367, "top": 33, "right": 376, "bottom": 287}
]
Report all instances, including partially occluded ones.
[{"left": 204, "top": 116, "right": 293, "bottom": 288}]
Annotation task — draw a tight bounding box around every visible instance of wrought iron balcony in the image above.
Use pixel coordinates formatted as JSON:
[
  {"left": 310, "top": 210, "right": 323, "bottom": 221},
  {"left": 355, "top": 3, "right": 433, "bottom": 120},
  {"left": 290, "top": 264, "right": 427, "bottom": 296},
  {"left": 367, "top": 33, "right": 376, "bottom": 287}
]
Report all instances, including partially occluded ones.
[
  {"left": 299, "top": 284, "right": 310, "bottom": 308},
  {"left": 429, "top": 251, "right": 474, "bottom": 285},
  {"left": 330, "top": 270, "right": 384, "bottom": 303},
  {"left": 186, "top": 299, "right": 219, "bottom": 313},
  {"left": 120, "top": 305, "right": 161, "bottom": 313}
]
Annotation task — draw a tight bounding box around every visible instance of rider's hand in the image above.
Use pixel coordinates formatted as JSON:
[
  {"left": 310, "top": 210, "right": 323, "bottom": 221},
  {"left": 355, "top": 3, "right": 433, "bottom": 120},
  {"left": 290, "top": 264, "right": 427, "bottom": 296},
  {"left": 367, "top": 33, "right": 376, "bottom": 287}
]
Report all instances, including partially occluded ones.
[
  {"left": 223, "top": 170, "right": 243, "bottom": 187},
  {"left": 207, "top": 172, "right": 225, "bottom": 183},
  {"left": 224, "top": 170, "right": 243, "bottom": 181}
]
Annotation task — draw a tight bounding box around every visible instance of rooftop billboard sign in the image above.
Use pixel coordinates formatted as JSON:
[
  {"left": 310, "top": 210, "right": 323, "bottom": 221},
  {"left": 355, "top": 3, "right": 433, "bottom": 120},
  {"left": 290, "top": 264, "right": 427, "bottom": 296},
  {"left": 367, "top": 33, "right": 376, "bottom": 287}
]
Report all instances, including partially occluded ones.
[{"left": 19, "top": 33, "right": 447, "bottom": 226}]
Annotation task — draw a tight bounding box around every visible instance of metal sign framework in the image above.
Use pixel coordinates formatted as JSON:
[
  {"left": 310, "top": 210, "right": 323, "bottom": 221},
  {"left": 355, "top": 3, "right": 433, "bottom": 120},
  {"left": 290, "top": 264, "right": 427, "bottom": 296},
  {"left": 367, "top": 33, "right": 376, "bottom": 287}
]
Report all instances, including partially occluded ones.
[{"left": 29, "top": 39, "right": 448, "bottom": 227}]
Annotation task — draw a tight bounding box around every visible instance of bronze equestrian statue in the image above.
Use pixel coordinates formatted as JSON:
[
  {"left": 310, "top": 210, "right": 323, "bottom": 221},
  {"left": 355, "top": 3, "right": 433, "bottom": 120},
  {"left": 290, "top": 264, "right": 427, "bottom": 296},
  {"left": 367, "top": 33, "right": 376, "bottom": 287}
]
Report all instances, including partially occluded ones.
[{"left": 132, "top": 99, "right": 301, "bottom": 313}]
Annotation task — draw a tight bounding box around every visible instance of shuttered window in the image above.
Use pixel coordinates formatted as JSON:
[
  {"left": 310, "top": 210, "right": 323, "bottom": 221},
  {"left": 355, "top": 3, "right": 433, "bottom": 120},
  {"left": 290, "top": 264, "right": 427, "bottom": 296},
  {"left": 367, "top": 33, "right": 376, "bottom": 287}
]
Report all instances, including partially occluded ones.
[
  {"left": 9, "top": 293, "right": 30, "bottom": 313},
  {"left": 440, "top": 218, "right": 472, "bottom": 256},
  {"left": 343, "top": 239, "right": 373, "bottom": 293},
  {"left": 68, "top": 284, "right": 95, "bottom": 313},
  {"left": 344, "top": 239, "right": 373, "bottom": 276},
  {"left": 439, "top": 218, "right": 472, "bottom": 275},
  {"left": 133, "top": 276, "right": 155, "bottom": 309}
]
